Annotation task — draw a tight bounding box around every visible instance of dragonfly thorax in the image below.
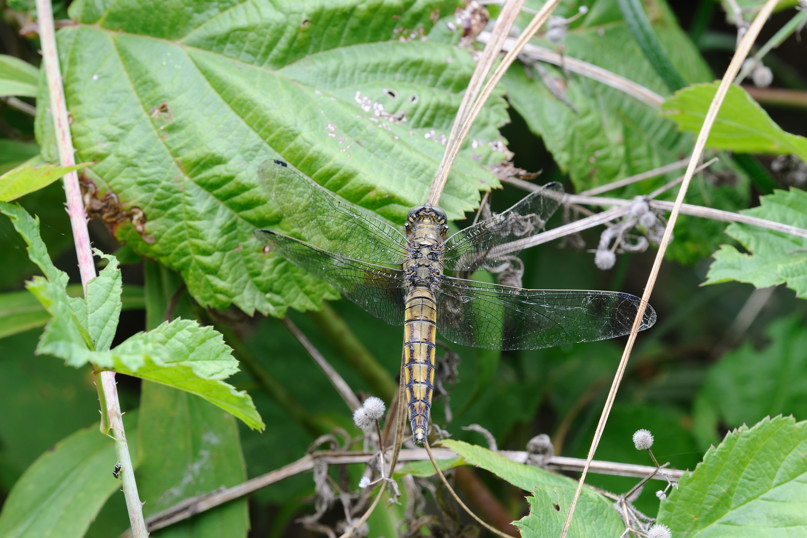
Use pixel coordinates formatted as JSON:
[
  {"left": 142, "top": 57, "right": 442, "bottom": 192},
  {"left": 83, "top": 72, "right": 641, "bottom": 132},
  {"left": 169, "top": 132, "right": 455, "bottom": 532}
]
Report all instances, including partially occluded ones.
[{"left": 405, "top": 205, "right": 448, "bottom": 237}]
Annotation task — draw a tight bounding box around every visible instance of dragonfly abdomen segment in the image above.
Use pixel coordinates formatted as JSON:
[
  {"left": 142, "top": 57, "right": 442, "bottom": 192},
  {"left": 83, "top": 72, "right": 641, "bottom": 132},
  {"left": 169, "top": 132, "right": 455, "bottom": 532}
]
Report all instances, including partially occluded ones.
[{"left": 403, "top": 290, "right": 438, "bottom": 444}]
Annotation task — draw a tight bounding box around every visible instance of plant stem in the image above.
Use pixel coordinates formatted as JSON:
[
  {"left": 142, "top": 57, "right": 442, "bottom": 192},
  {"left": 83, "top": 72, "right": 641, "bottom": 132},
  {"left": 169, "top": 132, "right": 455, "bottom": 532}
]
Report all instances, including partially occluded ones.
[{"left": 35, "top": 0, "right": 146, "bottom": 535}]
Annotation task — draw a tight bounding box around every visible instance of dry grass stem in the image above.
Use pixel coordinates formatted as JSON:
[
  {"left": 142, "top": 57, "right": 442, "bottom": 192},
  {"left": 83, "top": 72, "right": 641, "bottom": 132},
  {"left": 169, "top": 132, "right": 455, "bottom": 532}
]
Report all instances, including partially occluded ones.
[{"left": 561, "top": 0, "right": 783, "bottom": 535}]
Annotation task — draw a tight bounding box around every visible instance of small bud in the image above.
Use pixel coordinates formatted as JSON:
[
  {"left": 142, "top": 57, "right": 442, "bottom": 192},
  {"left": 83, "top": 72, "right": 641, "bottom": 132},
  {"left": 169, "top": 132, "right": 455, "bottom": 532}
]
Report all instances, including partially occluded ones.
[
  {"left": 646, "top": 523, "right": 671, "bottom": 538},
  {"left": 629, "top": 197, "right": 649, "bottom": 217},
  {"left": 358, "top": 476, "right": 371, "bottom": 489},
  {"left": 546, "top": 18, "right": 567, "bottom": 44},
  {"left": 639, "top": 211, "right": 657, "bottom": 229},
  {"left": 594, "top": 248, "right": 616, "bottom": 270},
  {"left": 362, "top": 396, "right": 386, "bottom": 421},
  {"left": 656, "top": 490, "right": 666, "bottom": 500},
  {"left": 752, "top": 64, "right": 773, "bottom": 88},
  {"left": 633, "top": 428, "right": 654, "bottom": 450}
]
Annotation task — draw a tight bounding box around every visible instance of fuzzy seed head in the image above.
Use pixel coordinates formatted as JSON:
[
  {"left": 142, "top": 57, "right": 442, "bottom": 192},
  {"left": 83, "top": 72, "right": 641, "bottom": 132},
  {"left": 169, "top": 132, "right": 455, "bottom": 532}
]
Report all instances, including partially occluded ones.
[
  {"left": 646, "top": 523, "right": 671, "bottom": 538},
  {"left": 595, "top": 248, "right": 616, "bottom": 270},
  {"left": 362, "top": 396, "right": 386, "bottom": 421},
  {"left": 352, "top": 407, "right": 374, "bottom": 432},
  {"left": 633, "top": 428, "right": 654, "bottom": 450},
  {"left": 639, "top": 211, "right": 658, "bottom": 229},
  {"left": 358, "top": 476, "right": 371, "bottom": 489}
]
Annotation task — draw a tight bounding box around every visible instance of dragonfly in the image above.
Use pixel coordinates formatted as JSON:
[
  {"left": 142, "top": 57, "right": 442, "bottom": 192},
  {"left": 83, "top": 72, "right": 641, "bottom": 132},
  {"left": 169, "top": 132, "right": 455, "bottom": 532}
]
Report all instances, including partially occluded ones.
[{"left": 255, "top": 159, "right": 656, "bottom": 444}]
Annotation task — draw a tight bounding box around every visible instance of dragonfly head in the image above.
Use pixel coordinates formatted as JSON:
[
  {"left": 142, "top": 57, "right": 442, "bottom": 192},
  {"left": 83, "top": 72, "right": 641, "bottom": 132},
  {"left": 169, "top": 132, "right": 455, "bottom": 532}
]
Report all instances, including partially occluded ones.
[{"left": 405, "top": 205, "right": 448, "bottom": 237}]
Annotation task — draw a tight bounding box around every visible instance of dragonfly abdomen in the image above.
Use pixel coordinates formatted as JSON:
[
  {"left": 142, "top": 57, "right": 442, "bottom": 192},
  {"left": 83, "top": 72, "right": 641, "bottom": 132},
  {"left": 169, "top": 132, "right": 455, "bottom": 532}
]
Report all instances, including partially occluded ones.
[{"left": 403, "top": 289, "right": 438, "bottom": 444}]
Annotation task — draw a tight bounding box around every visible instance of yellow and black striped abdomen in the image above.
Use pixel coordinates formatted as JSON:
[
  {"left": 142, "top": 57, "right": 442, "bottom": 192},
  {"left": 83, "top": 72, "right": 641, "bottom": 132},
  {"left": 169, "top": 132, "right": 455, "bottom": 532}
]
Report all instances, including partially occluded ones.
[{"left": 403, "top": 287, "right": 438, "bottom": 444}]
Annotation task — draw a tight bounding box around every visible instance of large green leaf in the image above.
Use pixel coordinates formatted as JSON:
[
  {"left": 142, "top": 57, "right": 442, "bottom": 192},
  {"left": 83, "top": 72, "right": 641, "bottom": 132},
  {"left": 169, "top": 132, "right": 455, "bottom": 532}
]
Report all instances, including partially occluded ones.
[
  {"left": 662, "top": 83, "right": 807, "bottom": 160},
  {"left": 40, "top": 0, "right": 511, "bottom": 317},
  {"left": 658, "top": 416, "right": 807, "bottom": 535},
  {"left": 137, "top": 383, "right": 248, "bottom": 537},
  {"left": 704, "top": 188, "right": 807, "bottom": 297},
  {"left": 0, "top": 416, "right": 139, "bottom": 538}
]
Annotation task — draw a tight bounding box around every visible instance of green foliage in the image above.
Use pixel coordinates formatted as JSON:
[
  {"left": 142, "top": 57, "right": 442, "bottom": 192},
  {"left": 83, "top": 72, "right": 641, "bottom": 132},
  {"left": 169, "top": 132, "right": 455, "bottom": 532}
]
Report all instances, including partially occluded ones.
[
  {"left": 0, "top": 202, "right": 263, "bottom": 430},
  {"left": 705, "top": 188, "right": 807, "bottom": 297},
  {"left": 0, "top": 284, "right": 144, "bottom": 339},
  {"left": 0, "top": 54, "right": 38, "bottom": 98},
  {"left": 137, "top": 384, "right": 249, "bottom": 536},
  {"left": 658, "top": 416, "right": 807, "bottom": 535},
  {"left": 439, "top": 440, "right": 624, "bottom": 535},
  {"left": 0, "top": 415, "right": 139, "bottom": 537},
  {"left": 505, "top": 0, "right": 745, "bottom": 263},
  {"left": 663, "top": 83, "right": 807, "bottom": 160},
  {"left": 695, "top": 316, "right": 807, "bottom": 441},
  {"left": 0, "top": 163, "right": 86, "bottom": 202},
  {"left": 507, "top": 0, "right": 711, "bottom": 192},
  {"left": 41, "top": 0, "right": 507, "bottom": 316}
]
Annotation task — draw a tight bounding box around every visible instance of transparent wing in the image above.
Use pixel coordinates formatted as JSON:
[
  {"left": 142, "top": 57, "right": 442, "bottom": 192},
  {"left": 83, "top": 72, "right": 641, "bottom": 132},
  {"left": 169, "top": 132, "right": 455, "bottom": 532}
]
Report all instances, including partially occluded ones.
[
  {"left": 443, "top": 183, "right": 564, "bottom": 273},
  {"left": 436, "top": 275, "right": 656, "bottom": 350},
  {"left": 255, "top": 230, "right": 406, "bottom": 325},
  {"left": 259, "top": 159, "right": 408, "bottom": 265}
]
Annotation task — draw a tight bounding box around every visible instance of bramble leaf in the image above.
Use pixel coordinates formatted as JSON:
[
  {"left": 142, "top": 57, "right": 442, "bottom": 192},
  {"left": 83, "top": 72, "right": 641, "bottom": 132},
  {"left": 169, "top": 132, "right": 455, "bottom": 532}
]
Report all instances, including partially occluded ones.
[
  {"left": 658, "top": 416, "right": 807, "bottom": 535},
  {"left": 662, "top": 83, "right": 807, "bottom": 160},
  {"left": 704, "top": 188, "right": 807, "bottom": 297},
  {"left": 0, "top": 202, "right": 263, "bottom": 430}
]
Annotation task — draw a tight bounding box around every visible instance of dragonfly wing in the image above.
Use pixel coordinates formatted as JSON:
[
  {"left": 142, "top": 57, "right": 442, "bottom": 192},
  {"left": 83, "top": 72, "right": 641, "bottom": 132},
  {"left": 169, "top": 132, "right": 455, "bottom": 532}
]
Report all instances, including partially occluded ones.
[
  {"left": 443, "top": 182, "right": 564, "bottom": 273},
  {"left": 436, "top": 275, "right": 656, "bottom": 350},
  {"left": 259, "top": 159, "right": 408, "bottom": 265},
  {"left": 256, "top": 230, "right": 406, "bottom": 325}
]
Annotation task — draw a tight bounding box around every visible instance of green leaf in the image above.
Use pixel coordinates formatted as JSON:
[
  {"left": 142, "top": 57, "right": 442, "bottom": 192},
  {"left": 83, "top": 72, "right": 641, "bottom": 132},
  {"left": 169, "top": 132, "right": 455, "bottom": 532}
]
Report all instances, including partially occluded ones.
[
  {"left": 108, "top": 319, "right": 264, "bottom": 431},
  {"left": 696, "top": 316, "right": 807, "bottom": 430},
  {"left": 44, "top": 0, "right": 509, "bottom": 316},
  {"left": 440, "top": 439, "right": 623, "bottom": 536},
  {"left": 0, "top": 163, "right": 87, "bottom": 202},
  {"left": 662, "top": 82, "right": 807, "bottom": 160},
  {"left": 658, "top": 416, "right": 807, "bottom": 535},
  {"left": 137, "top": 383, "right": 248, "bottom": 537},
  {"left": 86, "top": 251, "right": 122, "bottom": 351},
  {"left": 0, "top": 415, "right": 139, "bottom": 538},
  {"left": 704, "top": 188, "right": 807, "bottom": 297},
  {"left": 0, "top": 54, "right": 38, "bottom": 98},
  {"left": 516, "top": 489, "right": 624, "bottom": 538},
  {"left": 0, "top": 182, "right": 74, "bottom": 290}
]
